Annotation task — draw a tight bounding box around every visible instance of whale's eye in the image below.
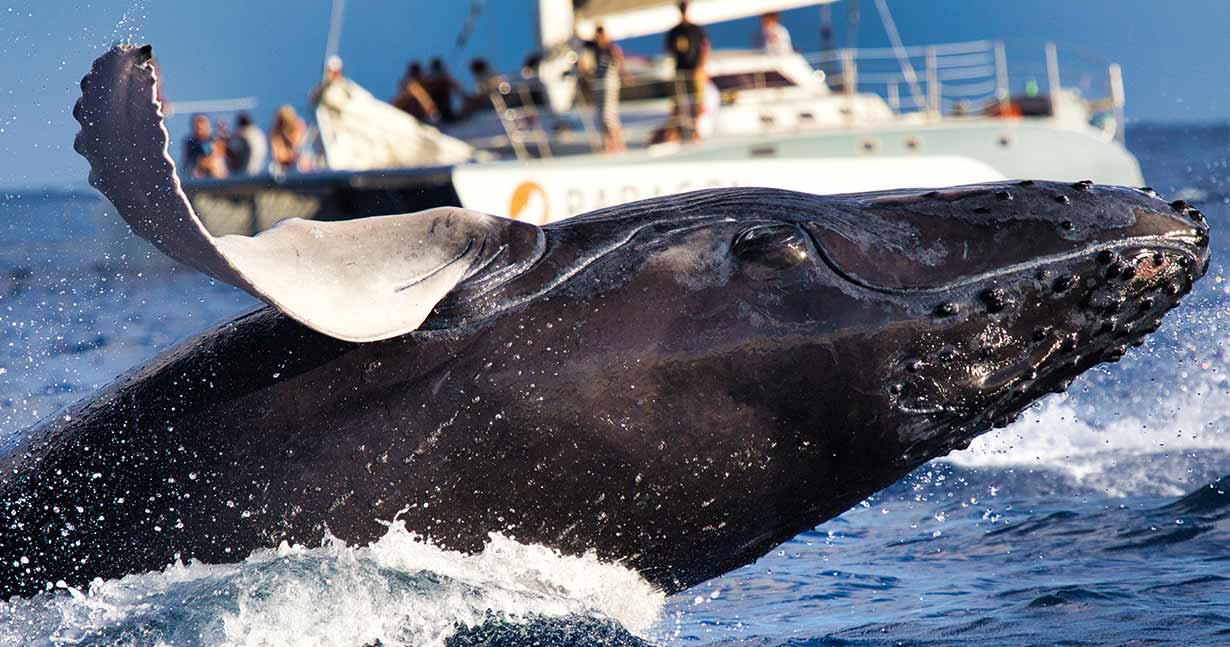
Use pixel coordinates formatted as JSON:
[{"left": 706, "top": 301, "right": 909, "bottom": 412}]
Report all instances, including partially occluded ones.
[{"left": 732, "top": 224, "right": 810, "bottom": 270}]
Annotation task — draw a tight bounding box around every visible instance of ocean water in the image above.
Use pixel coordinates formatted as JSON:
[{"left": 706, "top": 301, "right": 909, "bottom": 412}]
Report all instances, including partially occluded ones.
[{"left": 1, "top": 124, "right": 1229, "bottom": 646}]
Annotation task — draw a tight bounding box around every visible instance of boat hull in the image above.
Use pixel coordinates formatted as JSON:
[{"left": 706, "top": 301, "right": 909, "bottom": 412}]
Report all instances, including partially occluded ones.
[{"left": 184, "top": 119, "right": 1143, "bottom": 233}]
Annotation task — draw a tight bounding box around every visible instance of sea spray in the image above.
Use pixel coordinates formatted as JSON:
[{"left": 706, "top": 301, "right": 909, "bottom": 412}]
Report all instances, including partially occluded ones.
[{"left": 0, "top": 519, "right": 664, "bottom": 647}]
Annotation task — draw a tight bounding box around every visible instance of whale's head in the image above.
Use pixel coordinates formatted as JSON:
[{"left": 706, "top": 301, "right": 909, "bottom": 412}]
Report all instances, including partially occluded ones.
[
  {"left": 742, "top": 181, "right": 1210, "bottom": 463},
  {"left": 549, "top": 182, "right": 1209, "bottom": 479}
]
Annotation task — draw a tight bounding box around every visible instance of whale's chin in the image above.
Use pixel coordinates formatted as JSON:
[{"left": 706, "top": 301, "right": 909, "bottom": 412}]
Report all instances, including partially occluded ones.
[{"left": 890, "top": 237, "right": 1203, "bottom": 458}]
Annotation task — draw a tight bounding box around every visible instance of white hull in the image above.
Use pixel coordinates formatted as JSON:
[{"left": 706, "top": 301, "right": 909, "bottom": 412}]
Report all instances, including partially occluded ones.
[
  {"left": 452, "top": 118, "right": 1143, "bottom": 224},
  {"left": 454, "top": 156, "right": 1003, "bottom": 224}
]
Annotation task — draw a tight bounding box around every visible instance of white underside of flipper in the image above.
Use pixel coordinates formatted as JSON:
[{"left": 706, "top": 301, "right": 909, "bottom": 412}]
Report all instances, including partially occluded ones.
[{"left": 73, "top": 45, "right": 542, "bottom": 342}]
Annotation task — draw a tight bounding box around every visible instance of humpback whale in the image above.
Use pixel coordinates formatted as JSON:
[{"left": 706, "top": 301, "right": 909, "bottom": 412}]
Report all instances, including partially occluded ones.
[{"left": 0, "top": 45, "right": 1210, "bottom": 600}]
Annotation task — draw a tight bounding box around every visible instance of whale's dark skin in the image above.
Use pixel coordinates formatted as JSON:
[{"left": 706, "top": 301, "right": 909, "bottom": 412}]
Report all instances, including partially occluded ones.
[
  {"left": 0, "top": 181, "right": 1209, "bottom": 599},
  {"left": 0, "top": 47, "right": 1212, "bottom": 600}
]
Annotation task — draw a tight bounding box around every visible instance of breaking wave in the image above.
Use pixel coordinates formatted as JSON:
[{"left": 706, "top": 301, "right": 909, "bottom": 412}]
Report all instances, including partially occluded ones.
[{"left": 0, "top": 518, "right": 664, "bottom": 647}]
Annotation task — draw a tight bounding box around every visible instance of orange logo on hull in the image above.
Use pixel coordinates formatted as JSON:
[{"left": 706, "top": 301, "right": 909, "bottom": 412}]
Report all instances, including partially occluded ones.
[{"left": 508, "top": 181, "right": 549, "bottom": 225}]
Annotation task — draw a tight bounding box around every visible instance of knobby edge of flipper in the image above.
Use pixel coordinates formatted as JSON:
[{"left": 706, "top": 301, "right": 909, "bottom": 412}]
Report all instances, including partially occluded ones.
[{"left": 72, "top": 44, "right": 544, "bottom": 342}]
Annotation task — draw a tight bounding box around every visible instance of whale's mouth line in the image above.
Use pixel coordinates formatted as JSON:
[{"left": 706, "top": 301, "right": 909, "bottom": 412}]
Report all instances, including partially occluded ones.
[{"left": 816, "top": 233, "right": 1203, "bottom": 297}]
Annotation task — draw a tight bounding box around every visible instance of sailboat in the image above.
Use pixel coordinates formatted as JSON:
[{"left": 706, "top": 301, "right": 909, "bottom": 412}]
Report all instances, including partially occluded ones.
[{"left": 182, "top": 0, "right": 1143, "bottom": 234}]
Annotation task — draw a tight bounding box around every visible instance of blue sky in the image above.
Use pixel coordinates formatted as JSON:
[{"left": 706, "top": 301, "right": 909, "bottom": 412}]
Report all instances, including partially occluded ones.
[{"left": 1, "top": 0, "right": 1228, "bottom": 189}]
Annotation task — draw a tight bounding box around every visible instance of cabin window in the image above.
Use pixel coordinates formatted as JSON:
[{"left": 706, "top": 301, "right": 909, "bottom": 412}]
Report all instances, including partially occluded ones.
[
  {"left": 710, "top": 71, "right": 796, "bottom": 92},
  {"left": 619, "top": 80, "right": 674, "bottom": 102}
]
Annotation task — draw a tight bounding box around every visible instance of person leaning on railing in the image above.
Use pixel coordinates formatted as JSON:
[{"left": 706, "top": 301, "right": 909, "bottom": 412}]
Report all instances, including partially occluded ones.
[{"left": 665, "top": 0, "right": 710, "bottom": 142}]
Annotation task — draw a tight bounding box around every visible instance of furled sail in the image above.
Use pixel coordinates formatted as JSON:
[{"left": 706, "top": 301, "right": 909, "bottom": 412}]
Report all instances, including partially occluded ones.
[
  {"left": 313, "top": 77, "right": 474, "bottom": 171},
  {"left": 571, "top": 0, "right": 836, "bottom": 41}
]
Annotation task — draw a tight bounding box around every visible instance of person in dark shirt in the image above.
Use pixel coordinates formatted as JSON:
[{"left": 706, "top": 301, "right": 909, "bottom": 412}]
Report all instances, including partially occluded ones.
[{"left": 665, "top": 1, "right": 710, "bottom": 141}]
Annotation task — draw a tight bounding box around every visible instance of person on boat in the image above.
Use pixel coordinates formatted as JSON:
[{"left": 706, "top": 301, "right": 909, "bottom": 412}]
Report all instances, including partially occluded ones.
[
  {"left": 425, "top": 58, "right": 462, "bottom": 123},
  {"left": 225, "top": 112, "right": 267, "bottom": 176},
  {"left": 270, "top": 105, "right": 310, "bottom": 173},
  {"left": 584, "top": 26, "right": 626, "bottom": 153},
  {"left": 652, "top": 76, "right": 719, "bottom": 145},
  {"left": 464, "top": 58, "right": 504, "bottom": 115},
  {"left": 665, "top": 1, "right": 710, "bottom": 141},
  {"left": 756, "top": 11, "right": 793, "bottom": 55},
  {"left": 520, "top": 53, "right": 549, "bottom": 108},
  {"left": 392, "top": 61, "right": 441, "bottom": 123},
  {"left": 650, "top": 104, "right": 683, "bottom": 145},
  {"left": 182, "top": 114, "right": 227, "bottom": 179}
]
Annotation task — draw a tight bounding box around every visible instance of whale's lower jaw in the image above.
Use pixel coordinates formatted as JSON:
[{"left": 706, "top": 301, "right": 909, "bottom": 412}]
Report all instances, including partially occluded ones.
[{"left": 890, "top": 238, "right": 1202, "bottom": 461}]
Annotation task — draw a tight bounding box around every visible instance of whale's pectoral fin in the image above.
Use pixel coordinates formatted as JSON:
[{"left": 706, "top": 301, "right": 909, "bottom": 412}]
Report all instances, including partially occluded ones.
[
  {"left": 210, "top": 210, "right": 542, "bottom": 341},
  {"left": 73, "top": 45, "right": 543, "bottom": 342}
]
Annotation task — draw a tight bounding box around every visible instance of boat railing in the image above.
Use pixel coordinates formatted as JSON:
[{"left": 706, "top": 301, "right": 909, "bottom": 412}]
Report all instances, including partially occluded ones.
[
  {"left": 486, "top": 39, "right": 1129, "bottom": 161},
  {"left": 808, "top": 39, "right": 1126, "bottom": 142},
  {"left": 491, "top": 75, "right": 703, "bottom": 160},
  {"left": 490, "top": 80, "right": 557, "bottom": 159}
]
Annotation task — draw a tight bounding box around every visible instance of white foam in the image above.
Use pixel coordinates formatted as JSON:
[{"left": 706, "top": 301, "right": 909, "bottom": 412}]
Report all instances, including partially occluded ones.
[
  {"left": 949, "top": 376, "right": 1230, "bottom": 496},
  {"left": 0, "top": 519, "right": 664, "bottom": 647}
]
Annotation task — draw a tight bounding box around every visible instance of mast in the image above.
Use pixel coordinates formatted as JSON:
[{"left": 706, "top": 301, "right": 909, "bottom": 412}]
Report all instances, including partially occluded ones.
[
  {"left": 536, "top": 0, "right": 576, "bottom": 51},
  {"left": 820, "top": 4, "right": 834, "bottom": 54},
  {"left": 535, "top": 0, "right": 580, "bottom": 113},
  {"left": 846, "top": 0, "right": 859, "bottom": 50},
  {"left": 323, "top": 0, "right": 347, "bottom": 70}
]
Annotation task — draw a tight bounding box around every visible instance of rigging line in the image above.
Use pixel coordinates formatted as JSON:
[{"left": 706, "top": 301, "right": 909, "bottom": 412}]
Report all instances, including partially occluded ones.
[
  {"left": 456, "top": 0, "right": 486, "bottom": 50},
  {"left": 873, "top": 0, "right": 925, "bottom": 112}
]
